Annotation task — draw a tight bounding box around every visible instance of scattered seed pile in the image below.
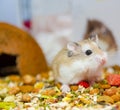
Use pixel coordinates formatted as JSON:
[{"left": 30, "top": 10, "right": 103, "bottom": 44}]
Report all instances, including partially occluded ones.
[{"left": 0, "top": 65, "right": 120, "bottom": 110}]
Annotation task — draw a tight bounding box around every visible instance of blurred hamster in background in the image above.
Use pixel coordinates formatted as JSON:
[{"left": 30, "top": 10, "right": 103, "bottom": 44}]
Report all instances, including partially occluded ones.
[
  {"left": 83, "top": 19, "right": 119, "bottom": 66},
  {"left": 83, "top": 19, "right": 118, "bottom": 53}
]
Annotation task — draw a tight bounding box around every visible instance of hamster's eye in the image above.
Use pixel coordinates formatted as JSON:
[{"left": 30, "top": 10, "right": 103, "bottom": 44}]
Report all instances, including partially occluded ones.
[{"left": 85, "top": 49, "right": 92, "bottom": 56}]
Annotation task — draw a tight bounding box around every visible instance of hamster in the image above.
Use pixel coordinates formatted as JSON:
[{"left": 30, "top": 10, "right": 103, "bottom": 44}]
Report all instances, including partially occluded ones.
[
  {"left": 84, "top": 20, "right": 118, "bottom": 53},
  {"left": 52, "top": 35, "right": 107, "bottom": 92}
]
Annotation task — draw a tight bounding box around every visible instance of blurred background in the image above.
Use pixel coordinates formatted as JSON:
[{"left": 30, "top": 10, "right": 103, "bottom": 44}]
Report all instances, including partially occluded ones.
[{"left": 0, "top": 0, "right": 120, "bottom": 66}]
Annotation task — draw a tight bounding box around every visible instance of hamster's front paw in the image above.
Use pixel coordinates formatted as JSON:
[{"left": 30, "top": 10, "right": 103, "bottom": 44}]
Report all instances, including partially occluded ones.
[{"left": 61, "top": 84, "right": 70, "bottom": 93}]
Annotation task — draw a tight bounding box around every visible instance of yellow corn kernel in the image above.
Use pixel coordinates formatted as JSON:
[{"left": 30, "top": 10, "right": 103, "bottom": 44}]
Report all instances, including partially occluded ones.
[
  {"left": 80, "top": 97, "right": 91, "bottom": 104},
  {"left": 34, "top": 82, "right": 44, "bottom": 89},
  {"left": 62, "top": 97, "right": 71, "bottom": 102}
]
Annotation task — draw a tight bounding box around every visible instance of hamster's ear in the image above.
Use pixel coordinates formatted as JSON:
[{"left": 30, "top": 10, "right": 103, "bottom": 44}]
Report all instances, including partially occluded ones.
[
  {"left": 67, "top": 42, "right": 80, "bottom": 51},
  {"left": 89, "top": 34, "right": 99, "bottom": 44},
  {"left": 67, "top": 42, "right": 80, "bottom": 57}
]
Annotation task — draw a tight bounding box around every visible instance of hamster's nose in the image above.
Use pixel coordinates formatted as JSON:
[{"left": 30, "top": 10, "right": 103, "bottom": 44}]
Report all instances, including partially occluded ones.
[
  {"left": 101, "top": 52, "right": 107, "bottom": 65},
  {"left": 101, "top": 58, "right": 106, "bottom": 65},
  {"left": 95, "top": 52, "right": 107, "bottom": 65}
]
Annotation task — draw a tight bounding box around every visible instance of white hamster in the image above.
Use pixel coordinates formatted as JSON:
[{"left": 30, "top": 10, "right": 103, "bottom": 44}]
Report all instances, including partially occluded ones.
[{"left": 52, "top": 35, "right": 107, "bottom": 92}]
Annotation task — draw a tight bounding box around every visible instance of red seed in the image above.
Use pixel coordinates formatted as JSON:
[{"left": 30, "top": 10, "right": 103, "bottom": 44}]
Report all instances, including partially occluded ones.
[{"left": 78, "top": 81, "right": 90, "bottom": 88}]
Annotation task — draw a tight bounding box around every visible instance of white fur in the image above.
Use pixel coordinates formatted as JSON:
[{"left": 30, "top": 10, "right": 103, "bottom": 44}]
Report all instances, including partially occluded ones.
[
  {"left": 57, "top": 58, "right": 101, "bottom": 85},
  {"left": 58, "top": 60, "right": 85, "bottom": 84},
  {"left": 61, "top": 84, "right": 70, "bottom": 93},
  {"left": 81, "top": 44, "right": 91, "bottom": 52}
]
